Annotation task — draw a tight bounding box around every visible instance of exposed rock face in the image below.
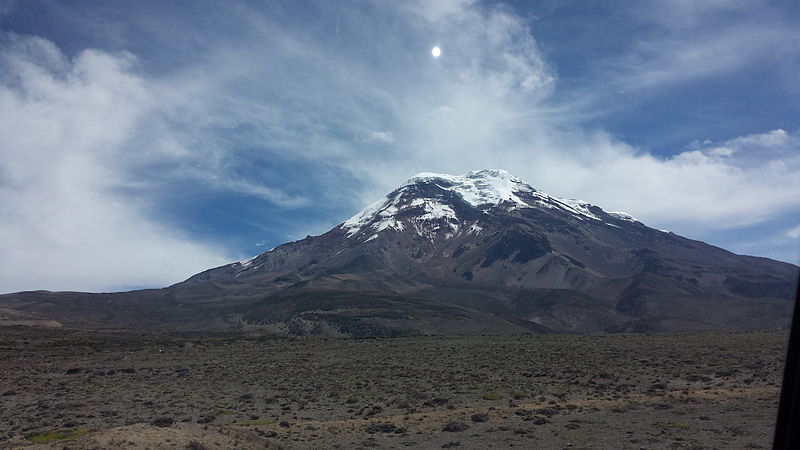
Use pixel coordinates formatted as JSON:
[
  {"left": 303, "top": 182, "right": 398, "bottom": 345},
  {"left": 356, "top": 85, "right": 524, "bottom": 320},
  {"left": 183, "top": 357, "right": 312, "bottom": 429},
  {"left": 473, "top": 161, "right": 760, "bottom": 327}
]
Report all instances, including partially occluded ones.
[{"left": 2, "top": 169, "right": 797, "bottom": 335}]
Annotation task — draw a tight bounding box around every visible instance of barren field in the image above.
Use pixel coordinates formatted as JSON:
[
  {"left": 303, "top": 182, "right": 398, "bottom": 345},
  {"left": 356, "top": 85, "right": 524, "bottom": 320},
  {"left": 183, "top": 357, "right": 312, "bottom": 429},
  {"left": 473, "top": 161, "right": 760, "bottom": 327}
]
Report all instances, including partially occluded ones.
[{"left": 0, "top": 328, "right": 788, "bottom": 449}]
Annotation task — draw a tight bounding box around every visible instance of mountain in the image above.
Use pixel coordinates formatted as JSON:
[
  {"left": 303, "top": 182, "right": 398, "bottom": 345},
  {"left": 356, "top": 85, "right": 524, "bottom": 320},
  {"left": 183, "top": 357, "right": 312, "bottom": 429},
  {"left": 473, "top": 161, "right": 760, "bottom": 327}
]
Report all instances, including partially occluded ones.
[{"left": 1, "top": 169, "right": 797, "bottom": 335}]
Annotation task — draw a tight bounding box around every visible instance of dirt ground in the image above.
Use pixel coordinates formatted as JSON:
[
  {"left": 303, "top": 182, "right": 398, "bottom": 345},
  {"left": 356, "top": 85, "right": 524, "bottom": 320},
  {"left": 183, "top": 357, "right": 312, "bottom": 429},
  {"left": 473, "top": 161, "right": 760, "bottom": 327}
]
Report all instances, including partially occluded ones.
[{"left": 0, "top": 327, "right": 788, "bottom": 449}]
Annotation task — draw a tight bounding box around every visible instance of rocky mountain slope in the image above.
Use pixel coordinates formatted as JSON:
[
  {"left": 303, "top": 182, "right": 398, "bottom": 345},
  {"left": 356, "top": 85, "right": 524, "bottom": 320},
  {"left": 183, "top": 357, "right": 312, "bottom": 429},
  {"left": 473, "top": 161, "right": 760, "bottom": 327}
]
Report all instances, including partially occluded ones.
[{"left": 1, "top": 169, "right": 797, "bottom": 335}]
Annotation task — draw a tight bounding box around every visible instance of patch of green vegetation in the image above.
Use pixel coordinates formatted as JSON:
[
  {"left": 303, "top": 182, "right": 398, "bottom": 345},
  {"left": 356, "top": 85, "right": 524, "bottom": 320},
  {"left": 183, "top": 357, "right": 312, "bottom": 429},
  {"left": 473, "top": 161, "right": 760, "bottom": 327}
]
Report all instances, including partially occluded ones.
[
  {"left": 481, "top": 393, "right": 503, "bottom": 400},
  {"left": 215, "top": 409, "right": 235, "bottom": 416},
  {"left": 28, "top": 429, "right": 90, "bottom": 443},
  {"left": 240, "top": 420, "right": 275, "bottom": 426}
]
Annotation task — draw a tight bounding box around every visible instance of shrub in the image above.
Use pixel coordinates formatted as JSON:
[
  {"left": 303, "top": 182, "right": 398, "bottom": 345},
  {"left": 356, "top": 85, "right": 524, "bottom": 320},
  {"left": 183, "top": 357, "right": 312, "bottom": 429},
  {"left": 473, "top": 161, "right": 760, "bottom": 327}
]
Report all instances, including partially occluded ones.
[
  {"left": 365, "top": 422, "right": 397, "bottom": 434},
  {"left": 28, "top": 429, "right": 89, "bottom": 443},
  {"left": 471, "top": 413, "right": 489, "bottom": 422},
  {"left": 151, "top": 417, "right": 175, "bottom": 427},
  {"left": 187, "top": 441, "right": 209, "bottom": 450},
  {"left": 442, "top": 421, "right": 470, "bottom": 432}
]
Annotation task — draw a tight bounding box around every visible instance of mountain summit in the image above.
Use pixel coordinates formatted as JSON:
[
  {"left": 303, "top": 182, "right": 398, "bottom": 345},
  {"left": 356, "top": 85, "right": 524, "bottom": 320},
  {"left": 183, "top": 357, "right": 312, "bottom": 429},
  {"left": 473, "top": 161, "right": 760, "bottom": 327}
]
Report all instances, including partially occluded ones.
[
  {"left": 1, "top": 169, "right": 797, "bottom": 335},
  {"left": 341, "top": 169, "right": 635, "bottom": 244}
]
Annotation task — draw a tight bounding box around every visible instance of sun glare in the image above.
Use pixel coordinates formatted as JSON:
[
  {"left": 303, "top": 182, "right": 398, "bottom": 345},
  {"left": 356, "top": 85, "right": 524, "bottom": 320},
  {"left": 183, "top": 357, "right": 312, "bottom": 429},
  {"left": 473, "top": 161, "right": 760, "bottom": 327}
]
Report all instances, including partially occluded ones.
[{"left": 431, "top": 46, "right": 441, "bottom": 57}]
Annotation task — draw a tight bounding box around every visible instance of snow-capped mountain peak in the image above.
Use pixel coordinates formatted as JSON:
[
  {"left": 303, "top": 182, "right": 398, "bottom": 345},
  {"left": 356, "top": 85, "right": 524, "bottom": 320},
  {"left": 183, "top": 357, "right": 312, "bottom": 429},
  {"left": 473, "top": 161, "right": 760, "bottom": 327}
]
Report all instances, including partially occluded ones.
[
  {"left": 341, "top": 169, "right": 636, "bottom": 240},
  {"left": 342, "top": 169, "right": 525, "bottom": 239},
  {"left": 403, "top": 169, "right": 533, "bottom": 208}
]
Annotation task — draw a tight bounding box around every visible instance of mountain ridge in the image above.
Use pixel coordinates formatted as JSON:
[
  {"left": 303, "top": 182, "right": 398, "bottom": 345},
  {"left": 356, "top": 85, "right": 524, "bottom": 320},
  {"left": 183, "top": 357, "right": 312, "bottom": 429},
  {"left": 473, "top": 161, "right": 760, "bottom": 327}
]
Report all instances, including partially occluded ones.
[{"left": 1, "top": 169, "right": 797, "bottom": 335}]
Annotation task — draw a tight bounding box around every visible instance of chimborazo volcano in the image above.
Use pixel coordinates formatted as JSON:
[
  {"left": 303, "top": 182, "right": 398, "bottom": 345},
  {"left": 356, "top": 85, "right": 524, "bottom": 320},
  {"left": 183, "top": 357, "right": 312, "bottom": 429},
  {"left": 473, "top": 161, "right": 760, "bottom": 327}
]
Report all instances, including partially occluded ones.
[{"left": 1, "top": 169, "right": 797, "bottom": 335}]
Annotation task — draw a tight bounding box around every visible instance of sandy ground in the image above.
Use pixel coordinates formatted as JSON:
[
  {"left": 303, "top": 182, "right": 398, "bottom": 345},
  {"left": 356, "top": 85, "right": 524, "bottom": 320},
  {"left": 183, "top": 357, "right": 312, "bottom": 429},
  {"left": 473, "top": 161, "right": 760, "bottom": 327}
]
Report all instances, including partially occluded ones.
[{"left": 0, "top": 328, "right": 787, "bottom": 449}]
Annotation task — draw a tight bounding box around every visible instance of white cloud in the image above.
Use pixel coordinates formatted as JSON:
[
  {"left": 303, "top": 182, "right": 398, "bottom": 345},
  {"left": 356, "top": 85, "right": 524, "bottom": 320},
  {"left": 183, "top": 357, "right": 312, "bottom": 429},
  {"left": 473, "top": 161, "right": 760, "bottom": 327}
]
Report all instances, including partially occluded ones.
[
  {"left": 787, "top": 225, "right": 800, "bottom": 240},
  {"left": 358, "top": 122, "right": 800, "bottom": 232},
  {"left": 365, "top": 131, "right": 395, "bottom": 144},
  {"left": 0, "top": 35, "right": 233, "bottom": 293},
  {"left": 720, "top": 129, "right": 792, "bottom": 155},
  {"left": 548, "top": 129, "right": 800, "bottom": 229}
]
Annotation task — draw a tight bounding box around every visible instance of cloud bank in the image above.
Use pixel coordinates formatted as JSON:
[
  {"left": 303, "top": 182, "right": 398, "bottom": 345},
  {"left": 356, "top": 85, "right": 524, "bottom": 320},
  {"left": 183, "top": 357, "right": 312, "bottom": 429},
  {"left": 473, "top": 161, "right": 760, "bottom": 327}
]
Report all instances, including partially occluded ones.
[{"left": 0, "top": 35, "right": 232, "bottom": 292}]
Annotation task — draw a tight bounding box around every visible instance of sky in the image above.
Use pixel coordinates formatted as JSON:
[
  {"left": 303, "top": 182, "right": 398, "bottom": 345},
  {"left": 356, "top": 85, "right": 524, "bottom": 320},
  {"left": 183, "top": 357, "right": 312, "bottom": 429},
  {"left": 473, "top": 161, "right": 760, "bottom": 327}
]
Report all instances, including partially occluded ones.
[{"left": 0, "top": 0, "right": 798, "bottom": 293}]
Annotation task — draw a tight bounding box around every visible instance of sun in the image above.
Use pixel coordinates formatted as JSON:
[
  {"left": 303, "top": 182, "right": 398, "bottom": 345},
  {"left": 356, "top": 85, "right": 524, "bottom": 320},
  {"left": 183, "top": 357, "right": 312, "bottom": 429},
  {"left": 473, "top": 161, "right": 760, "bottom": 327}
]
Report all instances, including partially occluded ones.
[{"left": 431, "top": 46, "right": 441, "bottom": 57}]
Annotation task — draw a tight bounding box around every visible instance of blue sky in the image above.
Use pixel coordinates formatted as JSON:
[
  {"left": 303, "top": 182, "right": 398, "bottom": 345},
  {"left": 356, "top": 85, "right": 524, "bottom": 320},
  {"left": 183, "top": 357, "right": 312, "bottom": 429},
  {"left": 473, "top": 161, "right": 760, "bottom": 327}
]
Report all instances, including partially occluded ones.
[{"left": 1, "top": 0, "right": 798, "bottom": 292}]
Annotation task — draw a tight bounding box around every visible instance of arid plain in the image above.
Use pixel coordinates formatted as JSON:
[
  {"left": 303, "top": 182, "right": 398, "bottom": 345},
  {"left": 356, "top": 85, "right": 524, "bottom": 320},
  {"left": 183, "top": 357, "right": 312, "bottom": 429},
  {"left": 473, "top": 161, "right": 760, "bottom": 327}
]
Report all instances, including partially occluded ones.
[{"left": 0, "top": 327, "right": 787, "bottom": 449}]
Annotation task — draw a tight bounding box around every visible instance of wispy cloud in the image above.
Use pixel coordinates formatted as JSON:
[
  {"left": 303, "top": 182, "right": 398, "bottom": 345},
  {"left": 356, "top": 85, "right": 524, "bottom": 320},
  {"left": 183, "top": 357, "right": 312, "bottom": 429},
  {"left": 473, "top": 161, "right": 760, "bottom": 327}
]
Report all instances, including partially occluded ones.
[
  {"left": 365, "top": 131, "right": 395, "bottom": 144},
  {"left": 539, "top": 2, "right": 800, "bottom": 123},
  {"left": 787, "top": 225, "right": 800, "bottom": 240}
]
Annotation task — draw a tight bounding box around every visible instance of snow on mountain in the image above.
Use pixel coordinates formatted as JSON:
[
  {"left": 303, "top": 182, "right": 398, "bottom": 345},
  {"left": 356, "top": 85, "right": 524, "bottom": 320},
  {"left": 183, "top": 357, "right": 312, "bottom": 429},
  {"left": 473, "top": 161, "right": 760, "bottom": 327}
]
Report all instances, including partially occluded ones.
[
  {"left": 342, "top": 197, "right": 407, "bottom": 237},
  {"left": 341, "top": 169, "right": 632, "bottom": 240},
  {"left": 608, "top": 211, "right": 638, "bottom": 222},
  {"left": 405, "top": 169, "right": 532, "bottom": 208}
]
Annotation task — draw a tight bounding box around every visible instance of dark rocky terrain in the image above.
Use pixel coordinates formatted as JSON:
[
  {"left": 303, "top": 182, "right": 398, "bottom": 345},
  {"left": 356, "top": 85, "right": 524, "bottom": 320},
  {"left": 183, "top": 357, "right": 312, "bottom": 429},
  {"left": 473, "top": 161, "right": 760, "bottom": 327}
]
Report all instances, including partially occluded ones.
[
  {"left": 0, "top": 327, "right": 788, "bottom": 449},
  {"left": 1, "top": 170, "right": 796, "bottom": 335}
]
